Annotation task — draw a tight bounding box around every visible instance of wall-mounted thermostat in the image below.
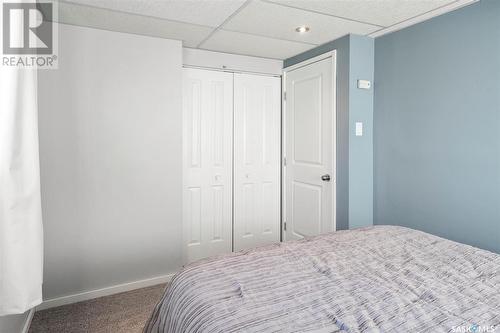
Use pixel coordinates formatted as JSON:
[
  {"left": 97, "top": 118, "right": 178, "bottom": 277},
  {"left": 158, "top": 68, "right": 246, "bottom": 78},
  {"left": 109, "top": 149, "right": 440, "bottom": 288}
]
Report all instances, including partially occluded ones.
[{"left": 357, "top": 79, "right": 371, "bottom": 90}]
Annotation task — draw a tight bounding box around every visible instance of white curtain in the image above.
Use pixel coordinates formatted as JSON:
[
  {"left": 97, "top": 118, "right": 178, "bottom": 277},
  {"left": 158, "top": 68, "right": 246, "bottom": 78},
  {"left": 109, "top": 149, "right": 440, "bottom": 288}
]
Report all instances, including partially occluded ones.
[{"left": 0, "top": 66, "right": 44, "bottom": 315}]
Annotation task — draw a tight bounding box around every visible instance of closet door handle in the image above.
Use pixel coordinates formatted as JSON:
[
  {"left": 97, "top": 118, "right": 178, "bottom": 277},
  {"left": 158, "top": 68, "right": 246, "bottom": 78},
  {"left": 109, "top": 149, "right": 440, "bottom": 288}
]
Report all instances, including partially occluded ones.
[{"left": 321, "top": 174, "right": 331, "bottom": 182}]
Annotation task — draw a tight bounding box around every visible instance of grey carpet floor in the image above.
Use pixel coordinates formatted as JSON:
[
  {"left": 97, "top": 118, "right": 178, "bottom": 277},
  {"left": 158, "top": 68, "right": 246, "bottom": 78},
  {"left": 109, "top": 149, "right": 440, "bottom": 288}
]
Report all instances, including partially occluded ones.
[{"left": 29, "top": 284, "right": 166, "bottom": 333}]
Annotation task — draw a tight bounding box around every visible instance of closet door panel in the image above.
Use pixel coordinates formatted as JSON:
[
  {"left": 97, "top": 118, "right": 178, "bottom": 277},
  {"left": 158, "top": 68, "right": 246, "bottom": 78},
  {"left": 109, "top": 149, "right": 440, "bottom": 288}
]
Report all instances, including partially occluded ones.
[
  {"left": 234, "top": 74, "right": 281, "bottom": 251},
  {"left": 183, "top": 68, "right": 233, "bottom": 263}
]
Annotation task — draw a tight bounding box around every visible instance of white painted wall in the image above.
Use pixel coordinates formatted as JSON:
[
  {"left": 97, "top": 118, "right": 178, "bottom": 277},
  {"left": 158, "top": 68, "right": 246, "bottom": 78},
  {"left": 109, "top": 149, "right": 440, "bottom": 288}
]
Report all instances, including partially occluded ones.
[{"left": 37, "top": 24, "right": 182, "bottom": 300}]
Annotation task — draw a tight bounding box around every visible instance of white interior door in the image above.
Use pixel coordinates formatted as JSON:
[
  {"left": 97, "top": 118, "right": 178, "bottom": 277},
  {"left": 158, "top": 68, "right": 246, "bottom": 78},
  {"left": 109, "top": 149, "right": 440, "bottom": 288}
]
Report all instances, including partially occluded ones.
[
  {"left": 234, "top": 74, "right": 281, "bottom": 251},
  {"left": 183, "top": 68, "right": 233, "bottom": 263},
  {"left": 284, "top": 54, "right": 336, "bottom": 241}
]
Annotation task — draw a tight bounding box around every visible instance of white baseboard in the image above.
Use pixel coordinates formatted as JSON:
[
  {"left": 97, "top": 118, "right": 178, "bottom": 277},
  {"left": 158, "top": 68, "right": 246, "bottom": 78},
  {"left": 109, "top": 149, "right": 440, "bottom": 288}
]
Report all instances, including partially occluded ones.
[
  {"left": 21, "top": 309, "right": 35, "bottom": 333},
  {"left": 36, "top": 273, "right": 175, "bottom": 311}
]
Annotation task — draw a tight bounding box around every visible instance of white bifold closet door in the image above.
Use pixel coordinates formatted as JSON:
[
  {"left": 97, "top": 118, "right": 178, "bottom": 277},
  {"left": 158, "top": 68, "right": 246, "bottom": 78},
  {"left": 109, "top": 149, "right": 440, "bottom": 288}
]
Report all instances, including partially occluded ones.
[
  {"left": 183, "top": 68, "right": 233, "bottom": 263},
  {"left": 233, "top": 74, "right": 281, "bottom": 251}
]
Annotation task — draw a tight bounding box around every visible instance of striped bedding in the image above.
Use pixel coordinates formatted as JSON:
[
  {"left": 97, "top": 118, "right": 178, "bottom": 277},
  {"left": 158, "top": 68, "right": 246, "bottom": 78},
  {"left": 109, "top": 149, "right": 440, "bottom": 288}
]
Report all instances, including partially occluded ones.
[{"left": 145, "top": 226, "right": 500, "bottom": 332}]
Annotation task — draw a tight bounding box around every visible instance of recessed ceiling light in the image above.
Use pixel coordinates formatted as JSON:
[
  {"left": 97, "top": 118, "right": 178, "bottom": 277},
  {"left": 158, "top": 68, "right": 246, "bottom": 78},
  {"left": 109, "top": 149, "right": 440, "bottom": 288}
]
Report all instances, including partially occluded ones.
[{"left": 295, "top": 26, "right": 310, "bottom": 33}]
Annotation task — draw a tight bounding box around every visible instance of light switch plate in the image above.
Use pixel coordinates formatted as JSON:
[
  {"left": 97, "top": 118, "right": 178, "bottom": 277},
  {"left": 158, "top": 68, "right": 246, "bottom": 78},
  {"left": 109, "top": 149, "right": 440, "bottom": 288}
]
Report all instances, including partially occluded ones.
[
  {"left": 357, "top": 79, "right": 371, "bottom": 90},
  {"left": 355, "top": 122, "right": 363, "bottom": 136}
]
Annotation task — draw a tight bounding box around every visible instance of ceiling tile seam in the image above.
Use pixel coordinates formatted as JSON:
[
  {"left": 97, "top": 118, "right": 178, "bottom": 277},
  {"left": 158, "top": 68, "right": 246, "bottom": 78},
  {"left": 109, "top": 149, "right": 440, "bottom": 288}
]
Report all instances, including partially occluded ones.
[
  {"left": 196, "top": 0, "right": 253, "bottom": 48},
  {"left": 216, "top": 28, "right": 319, "bottom": 46},
  {"left": 58, "top": 0, "right": 219, "bottom": 30},
  {"left": 49, "top": 15, "right": 212, "bottom": 48},
  {"left": 365, "top": 0, "right": 464, "bottom": 37},
  {"left": 44, "top": 20, "right": 193, "bottom": 43},
  {"left": 259, "top": 0, "right": 385, "bottom": 28}
]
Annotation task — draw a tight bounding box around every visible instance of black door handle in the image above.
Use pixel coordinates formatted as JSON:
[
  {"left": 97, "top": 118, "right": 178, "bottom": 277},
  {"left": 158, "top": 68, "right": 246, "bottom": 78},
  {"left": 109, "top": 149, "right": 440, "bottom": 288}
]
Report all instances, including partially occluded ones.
[{"left": 321, "top": 174, "right": 331, "bottom": 182}]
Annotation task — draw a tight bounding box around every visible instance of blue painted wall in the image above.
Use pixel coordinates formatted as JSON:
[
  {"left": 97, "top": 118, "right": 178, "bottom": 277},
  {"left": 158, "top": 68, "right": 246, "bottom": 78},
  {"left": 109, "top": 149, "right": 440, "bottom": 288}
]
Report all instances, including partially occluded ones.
[
  {"left": 374, "top": 0, "right": 500, "bottom": 253},
  {"left": 349, "top": 36, "right": 374, "bottom": 229},
  {"left": 285, "top": 34, "right": 374, "bottom": 230}
]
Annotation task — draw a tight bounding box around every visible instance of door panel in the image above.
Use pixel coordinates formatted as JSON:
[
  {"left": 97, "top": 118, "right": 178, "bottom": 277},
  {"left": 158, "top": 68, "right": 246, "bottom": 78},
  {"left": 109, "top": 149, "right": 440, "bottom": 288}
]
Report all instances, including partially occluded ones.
[
  {"left": 187, "top": 187, "right": 202, "bottom": 245},
  {"left": 292, "top": 181, "right": 322, "bottom": 238},
  {"left": 293, "top": 76, "right": 322, "bottom": 165},
  {"left": 285, "top": 56, "right": 335, "bottom": 241},
  {"left": 234, "top": 73, "right": 281, "bottom": 251},
  {"left": 183, "top": 68, "right": 233, "bottom": 263},
  {"left": 211, "top": 185, "right": 224, "bottom": 240},
  {"left": 243, "top": 183, "right": 256, "bottom": 238}
]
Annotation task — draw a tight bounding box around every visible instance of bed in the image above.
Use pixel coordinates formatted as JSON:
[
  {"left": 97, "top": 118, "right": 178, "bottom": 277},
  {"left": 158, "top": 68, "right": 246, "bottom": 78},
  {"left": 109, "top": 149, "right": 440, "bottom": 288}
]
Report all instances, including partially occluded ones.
[{"left": 145, "top": 226, "right": 500, "bottom": 332}]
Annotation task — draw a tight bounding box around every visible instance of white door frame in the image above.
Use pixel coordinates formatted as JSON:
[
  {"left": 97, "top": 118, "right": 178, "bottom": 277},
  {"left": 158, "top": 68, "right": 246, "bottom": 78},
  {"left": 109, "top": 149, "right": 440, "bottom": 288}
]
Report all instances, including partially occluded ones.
[{"left": 282, "top": 50, "right": 337, "bottom": 241}]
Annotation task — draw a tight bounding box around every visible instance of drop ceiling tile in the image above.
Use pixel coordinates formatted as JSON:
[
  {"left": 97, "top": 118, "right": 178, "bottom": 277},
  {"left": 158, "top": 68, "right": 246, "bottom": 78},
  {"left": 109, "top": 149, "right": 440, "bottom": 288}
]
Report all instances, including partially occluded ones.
[
  {"left": 63, "top": 0, "right": 247, "bottom": 27},
  {"left": 57, "top": 2, "right": 214, "bottom": 47},
  {"left": 224, "top": 0, "right": 379, "bottom": 45},
  {"left": 266, "top": 0, "right": 455, "bottom": 27},
  {"left": 201, "top": 30, "right": 313, "bottom": 59}
]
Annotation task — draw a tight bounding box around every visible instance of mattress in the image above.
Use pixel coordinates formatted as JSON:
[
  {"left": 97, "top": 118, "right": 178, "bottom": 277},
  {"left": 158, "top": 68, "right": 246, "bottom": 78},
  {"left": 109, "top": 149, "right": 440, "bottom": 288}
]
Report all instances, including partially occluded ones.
[{"left": 145, "top": 226, "right": 500, "bottom": 332}]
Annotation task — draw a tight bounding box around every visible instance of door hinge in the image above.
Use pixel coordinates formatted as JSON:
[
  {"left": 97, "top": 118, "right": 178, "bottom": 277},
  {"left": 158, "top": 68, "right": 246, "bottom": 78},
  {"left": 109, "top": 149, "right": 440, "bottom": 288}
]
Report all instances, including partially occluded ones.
[
  {"left": 283, "top": 91, "right": 286, "bottom": 101},
  {"left": 283, "top": 157, "right": 287, "bottom": 166},
  {"left": 283, "top": 221, "right": 287, "bottom": 231}
]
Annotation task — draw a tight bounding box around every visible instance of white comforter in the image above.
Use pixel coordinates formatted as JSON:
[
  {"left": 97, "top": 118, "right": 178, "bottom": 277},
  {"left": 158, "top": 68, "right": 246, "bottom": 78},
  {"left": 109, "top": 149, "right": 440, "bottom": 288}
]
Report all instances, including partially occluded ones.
[{"left": 145, "top": 226, "right": 500, "bottom": 332}]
